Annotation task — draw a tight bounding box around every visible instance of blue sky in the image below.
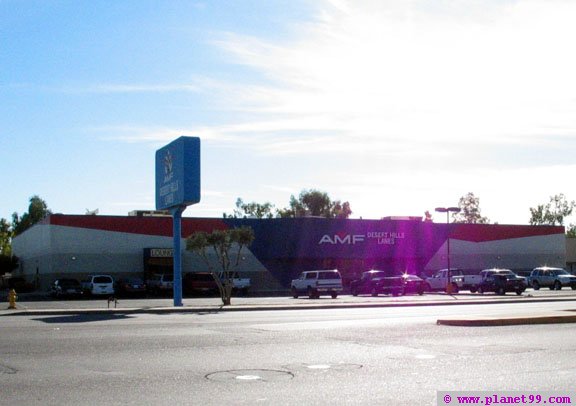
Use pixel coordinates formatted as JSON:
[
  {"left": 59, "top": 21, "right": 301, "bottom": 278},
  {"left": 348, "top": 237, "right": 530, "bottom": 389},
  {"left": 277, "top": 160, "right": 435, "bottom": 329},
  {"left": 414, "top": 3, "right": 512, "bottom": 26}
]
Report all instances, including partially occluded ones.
[{"left": 2, "top": 0, "right": 576, "bottom": 225}]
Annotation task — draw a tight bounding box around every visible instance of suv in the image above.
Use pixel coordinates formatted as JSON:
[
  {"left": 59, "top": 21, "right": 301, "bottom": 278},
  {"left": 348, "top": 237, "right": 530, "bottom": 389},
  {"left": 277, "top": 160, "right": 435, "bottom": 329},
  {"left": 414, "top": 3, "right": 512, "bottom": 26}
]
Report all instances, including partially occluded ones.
[
  {"left": 478, "top": 268, "right": 526, "bottom": 295},
  {"left": 291, "top": 270, "right": 343, "bottom": 299},
  {"left": 81, "top": 275, "right": 115, "bottom": 296},
  {"left": 529, "top": 267, "right": 576, "bottom": 290}
]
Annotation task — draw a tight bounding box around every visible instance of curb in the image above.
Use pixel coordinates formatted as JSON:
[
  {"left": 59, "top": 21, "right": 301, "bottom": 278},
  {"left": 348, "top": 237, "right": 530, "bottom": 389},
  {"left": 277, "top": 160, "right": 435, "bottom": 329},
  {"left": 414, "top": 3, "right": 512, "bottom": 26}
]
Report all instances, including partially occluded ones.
[
  {"left": 437, "top": 312, "right": 576, "bottom": 326},
  {"left": 2, "top": 296, "right": 576, "bottom": 320}
]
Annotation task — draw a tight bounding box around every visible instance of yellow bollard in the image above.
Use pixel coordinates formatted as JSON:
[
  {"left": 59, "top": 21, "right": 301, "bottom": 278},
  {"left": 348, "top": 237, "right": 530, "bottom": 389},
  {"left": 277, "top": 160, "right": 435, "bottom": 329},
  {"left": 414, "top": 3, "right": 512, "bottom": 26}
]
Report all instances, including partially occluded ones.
[{"left": 7, "top": 289, "right": 17, "bottom": 309}]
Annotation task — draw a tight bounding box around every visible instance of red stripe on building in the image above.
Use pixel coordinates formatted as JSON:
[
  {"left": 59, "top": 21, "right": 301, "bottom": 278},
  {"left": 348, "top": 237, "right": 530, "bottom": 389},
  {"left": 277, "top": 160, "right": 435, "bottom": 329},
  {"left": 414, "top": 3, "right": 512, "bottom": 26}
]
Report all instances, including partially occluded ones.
[
  {"left": 451, "top": 223, "right": 564, "bottom": 243},
  {"left": 48, "top": 214, "right": 229, "bottom": 237}
]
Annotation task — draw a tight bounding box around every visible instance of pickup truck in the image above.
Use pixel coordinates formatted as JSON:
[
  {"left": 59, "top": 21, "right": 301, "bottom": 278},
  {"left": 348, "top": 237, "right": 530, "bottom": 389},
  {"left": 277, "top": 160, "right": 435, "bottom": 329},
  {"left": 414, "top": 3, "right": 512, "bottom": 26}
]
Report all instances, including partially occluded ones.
[
  {"left": 350, "top": 270, "right": 405, "bottom": 296},
  {"left": 146, "top": 274, "right": 174, "bottom": 295},
  {"left": 183, "top": 272, "right": 219, "bottom": 296},
  {"left": 424, "top": 269, "right": 482, "bottom": 293},
  {"left": 218, "top": 271, "right": 251, "bottom": 296},
  {"left": 476, "top": 268, "right": 527, "bottom": 295}
]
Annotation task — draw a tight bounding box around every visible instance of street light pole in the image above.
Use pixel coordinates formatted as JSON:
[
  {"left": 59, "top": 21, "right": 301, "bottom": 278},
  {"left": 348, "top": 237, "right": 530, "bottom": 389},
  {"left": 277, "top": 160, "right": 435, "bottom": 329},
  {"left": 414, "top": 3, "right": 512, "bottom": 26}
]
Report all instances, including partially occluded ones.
[{"left": 435, "top": 206, "right": 461, "bottom": 292}]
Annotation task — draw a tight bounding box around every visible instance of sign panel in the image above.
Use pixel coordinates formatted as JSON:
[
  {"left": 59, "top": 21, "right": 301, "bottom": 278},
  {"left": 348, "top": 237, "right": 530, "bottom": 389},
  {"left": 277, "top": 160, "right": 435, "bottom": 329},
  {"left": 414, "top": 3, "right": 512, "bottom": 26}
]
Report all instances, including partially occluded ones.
[{"left": 155, "top": 136, "right": 200, "bottom": 210}]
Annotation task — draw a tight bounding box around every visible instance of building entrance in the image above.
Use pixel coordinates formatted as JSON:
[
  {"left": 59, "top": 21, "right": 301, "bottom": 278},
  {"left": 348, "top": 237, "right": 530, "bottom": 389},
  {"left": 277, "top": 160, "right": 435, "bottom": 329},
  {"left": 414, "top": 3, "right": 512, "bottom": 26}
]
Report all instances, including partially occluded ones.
[{"left": 144, "top": 248, "right": 173, "bottom": 279}]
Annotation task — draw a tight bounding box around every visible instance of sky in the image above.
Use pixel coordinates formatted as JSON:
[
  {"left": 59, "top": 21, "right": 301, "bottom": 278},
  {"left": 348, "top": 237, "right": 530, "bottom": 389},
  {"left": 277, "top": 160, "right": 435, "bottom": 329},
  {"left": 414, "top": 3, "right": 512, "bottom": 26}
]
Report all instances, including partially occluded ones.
[{"left": 2, "top": 0, "right": 576, "bottom": 225}]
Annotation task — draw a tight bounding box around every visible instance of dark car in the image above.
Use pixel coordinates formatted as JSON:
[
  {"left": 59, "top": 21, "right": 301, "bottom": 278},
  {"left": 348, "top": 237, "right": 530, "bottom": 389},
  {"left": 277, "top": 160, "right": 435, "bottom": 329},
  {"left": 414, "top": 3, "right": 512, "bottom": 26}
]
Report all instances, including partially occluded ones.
[
  {"left": 6, "top": 277, "right": 36, "bottom": 293},
  {"left": 401, "top": 273, "right": 426, "bottom": 295},
  {"left": 349, "top": 270, "right": 404, "bottom": 296},
  {"left": 183, "top": 272, "right": 219, "bottom": 296},
  {"left": 116, "top": 277, "right": 147, "bottom": 297},
  {"left": 478, "top": 268, "right": 527, "bottom": 295},
  {"left": 50, "top": 278, "right": 83, "bottom": 299}
]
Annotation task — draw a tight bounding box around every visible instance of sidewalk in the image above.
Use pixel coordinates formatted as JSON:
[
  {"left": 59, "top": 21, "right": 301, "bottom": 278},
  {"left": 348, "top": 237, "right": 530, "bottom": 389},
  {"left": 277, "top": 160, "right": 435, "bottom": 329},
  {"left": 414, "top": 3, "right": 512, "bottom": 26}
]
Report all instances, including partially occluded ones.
[{"left": 2, "top": 291, "right": 576, "bottom": 326}]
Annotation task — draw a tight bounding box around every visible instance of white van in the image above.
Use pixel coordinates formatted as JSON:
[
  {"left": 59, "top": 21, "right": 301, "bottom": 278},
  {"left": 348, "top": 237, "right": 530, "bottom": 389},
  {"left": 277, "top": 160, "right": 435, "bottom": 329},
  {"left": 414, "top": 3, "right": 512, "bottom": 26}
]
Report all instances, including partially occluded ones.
[{"left": 82, "top": 275, "right": 115, "bottom": 296}]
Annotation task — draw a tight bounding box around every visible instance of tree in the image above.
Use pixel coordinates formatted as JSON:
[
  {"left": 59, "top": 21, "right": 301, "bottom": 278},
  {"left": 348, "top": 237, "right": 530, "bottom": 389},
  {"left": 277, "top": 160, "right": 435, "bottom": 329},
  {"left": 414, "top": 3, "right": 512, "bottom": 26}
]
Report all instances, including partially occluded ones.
[
  {"left": 0, "top": 254, "right": 18, "bottom": 274},
  {"left": 277, "top": 189, "right": 352, "bottom": 219},
  {"left": 225, "top": 198, "right": 275, "bottom": 219},
  {"left": 452, "top": 192, "right": 489, "bottom": 224},
  {"left": 1, "top": 195, "right": 50, "bottom": 274},
  {"left": 0, "top": 218, "right": 17, "bottom": 275},
  {"left": 529, "top": 194, "right": 575, "bottom": 226},
  {"left": 0, "top": 218, "right": 12, "bottom": 256},
  {"left": 12, "top": 195, "right": 52, "bottom": 236},
  {"left": 332, "top": 200, "right": 352, "bottom": 219},
  {"left": 186, "top": 226, "right": 255, "bottom": 306}
]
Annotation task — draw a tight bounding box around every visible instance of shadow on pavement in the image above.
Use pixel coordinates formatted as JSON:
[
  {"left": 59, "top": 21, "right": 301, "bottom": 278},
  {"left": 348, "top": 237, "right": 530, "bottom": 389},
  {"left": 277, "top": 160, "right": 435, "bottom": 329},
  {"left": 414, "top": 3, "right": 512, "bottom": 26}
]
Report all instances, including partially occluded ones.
[{"left": 32, "top": 314, "right": 135, "bottom": 323}]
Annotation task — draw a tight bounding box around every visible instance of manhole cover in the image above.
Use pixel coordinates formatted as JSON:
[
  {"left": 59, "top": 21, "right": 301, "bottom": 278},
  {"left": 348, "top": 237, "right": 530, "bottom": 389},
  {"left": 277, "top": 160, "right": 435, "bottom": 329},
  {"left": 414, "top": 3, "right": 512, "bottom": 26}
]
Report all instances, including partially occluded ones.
[{"left": 206, "top": 369, "right": 294, "bottom": 382}]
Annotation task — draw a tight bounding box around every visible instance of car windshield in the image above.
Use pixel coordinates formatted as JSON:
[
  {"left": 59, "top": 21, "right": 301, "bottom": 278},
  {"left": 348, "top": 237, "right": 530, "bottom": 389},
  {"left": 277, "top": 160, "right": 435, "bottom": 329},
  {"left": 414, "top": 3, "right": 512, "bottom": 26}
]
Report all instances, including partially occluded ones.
[
  {"left": 490, "top": 271, "right": 515, "bottom": 276},
  {"left": 365, "top": 271, "right": 386, "bottom": 279},
  {"left": 94, "top": 276, "right": 112, "bottom": 284},
  {"left": 126, "top": 278, "right": 143, "bottom": 284},
  {"left": 319, "top": 272, "right": 341, "bottom": 279}
]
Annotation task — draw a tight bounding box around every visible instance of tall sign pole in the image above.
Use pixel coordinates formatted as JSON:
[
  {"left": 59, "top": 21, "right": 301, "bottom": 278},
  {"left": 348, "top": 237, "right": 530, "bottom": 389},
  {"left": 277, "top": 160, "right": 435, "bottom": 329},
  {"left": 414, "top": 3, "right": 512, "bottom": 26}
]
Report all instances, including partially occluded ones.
[
  {"left": 171, "top": 205, "right": 185, "bottom": 306},
  {"left": 156, "top": 137, "right": 200, "bottom": 307}
]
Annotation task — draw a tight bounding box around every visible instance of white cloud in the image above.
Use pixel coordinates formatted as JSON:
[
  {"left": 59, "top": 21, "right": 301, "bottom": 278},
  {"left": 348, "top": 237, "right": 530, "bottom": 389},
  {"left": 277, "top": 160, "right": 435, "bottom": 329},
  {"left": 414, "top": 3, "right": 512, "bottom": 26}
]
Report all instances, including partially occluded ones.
[
  {"left": 99, "top": 0, "right": 576, "bottom": 159},
  {"left": 92, "top": 0, "right": 576, "bottom": 223},
  {"left": 209, "top": 0, "right": 576, "bottom": 148}
]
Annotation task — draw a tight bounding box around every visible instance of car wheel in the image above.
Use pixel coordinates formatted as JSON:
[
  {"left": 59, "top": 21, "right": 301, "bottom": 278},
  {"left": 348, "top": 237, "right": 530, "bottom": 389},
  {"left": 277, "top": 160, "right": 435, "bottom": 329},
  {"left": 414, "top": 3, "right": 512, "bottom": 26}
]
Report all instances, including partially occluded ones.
[
  {"left": 469, "top": 286, "right": 477, "bottom": 293},
  {"left": 496, "top": 287, "right": 505, "bottom": 295},
  {"left": 572, "top": 285, "right": 576, "bottom": 291},
  {"left": 478, "top": 286, "right": 484, "bottom": 294},
  {"left": 554, "top": 281, "right": 562, "bottom": 290},
  {"left": 371, "top": 287, "right": 378, "bottom": 297},
  {"left": 331, "top": 291, "right": 338, "bottom": 299},
  {"left": 516, "top": 289, "right": 524, "bottom": 295},
  {"left": 307, "top": 287, "right": 315, "bottom": 299},
  {"left": 291, "top": 287, "right": 298, "bottom": 299},
  {"left": 351, "top": 287, "right": 358, "bottom": 297},
  {"left": 532, "top": 281, "right": 540, "bottom": 290}
]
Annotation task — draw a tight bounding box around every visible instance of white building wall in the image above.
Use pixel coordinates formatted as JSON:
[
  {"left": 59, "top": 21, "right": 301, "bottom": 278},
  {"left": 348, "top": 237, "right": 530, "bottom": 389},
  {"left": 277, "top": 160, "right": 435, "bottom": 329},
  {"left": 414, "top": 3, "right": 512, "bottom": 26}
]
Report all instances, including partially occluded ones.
[
  {"left": 425, "top": 234, "right": 566, "bottom": 272},
  {"left": 13, "top": 223, "right": 275, "bottom": 291}
]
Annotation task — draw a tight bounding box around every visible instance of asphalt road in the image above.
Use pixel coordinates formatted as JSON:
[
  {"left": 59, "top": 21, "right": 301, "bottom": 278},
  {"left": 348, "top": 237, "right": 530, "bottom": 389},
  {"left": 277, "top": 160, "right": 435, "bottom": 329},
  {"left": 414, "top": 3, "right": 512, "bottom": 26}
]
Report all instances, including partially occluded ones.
[{"left": 2, "top": 301, "right": 576, "bottom": 405}]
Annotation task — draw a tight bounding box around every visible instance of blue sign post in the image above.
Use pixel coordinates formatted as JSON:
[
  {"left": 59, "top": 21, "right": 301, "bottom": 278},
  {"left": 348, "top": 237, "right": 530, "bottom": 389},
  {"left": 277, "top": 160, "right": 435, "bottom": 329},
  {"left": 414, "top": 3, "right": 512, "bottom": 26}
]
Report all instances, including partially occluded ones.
[{"left": 155, "top": 136, "right": 200, "bottom": 307}]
